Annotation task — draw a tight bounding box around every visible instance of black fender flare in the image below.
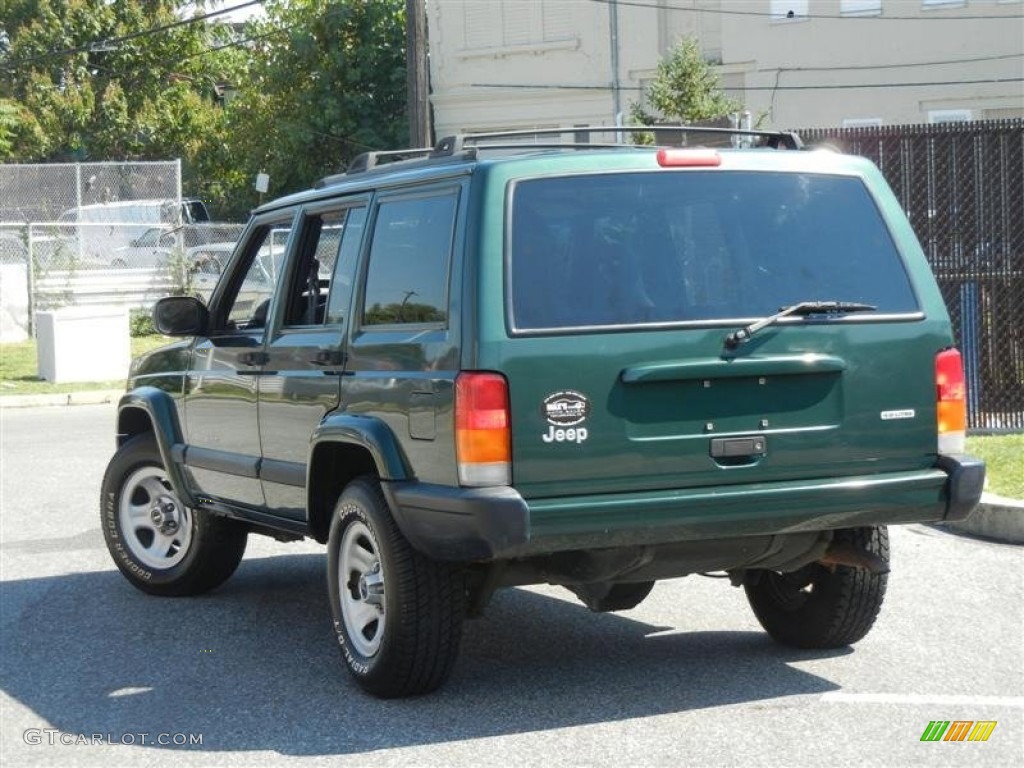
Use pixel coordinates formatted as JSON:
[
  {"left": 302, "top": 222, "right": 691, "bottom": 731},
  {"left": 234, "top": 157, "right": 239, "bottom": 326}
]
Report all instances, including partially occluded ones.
[
  {"left": 309, "top": 413, "right": 411, "bottom": 482},
  {"left": 306, "top": 414, "right": 412, "bottom": 543},
  {"left": 116, "top": 387, "right": 196, "bottom": 507}
]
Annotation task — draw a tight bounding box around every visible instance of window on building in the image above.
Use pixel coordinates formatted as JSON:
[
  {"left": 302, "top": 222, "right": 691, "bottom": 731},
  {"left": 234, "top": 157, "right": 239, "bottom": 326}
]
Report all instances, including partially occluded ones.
[
  {"left": 361, "top": 193, "right": 458, "bottom": 326},
  {"left": 921, "top": 0, "right": 965, "bottom": 9},
  {"left": 928, "top": 109, "right": 973, "bottom": 124},
  {"left": 840, "top": 0, "right": 882, "bottom": 16},
  {"left": 770, "top": 0, "right": 810, "bottom": 21},
  {"left": 843, "top": 118, "right": 884, "bottom": 128},
  {"left": 464, "top": 0, "right": 574, "bottom": 49}
]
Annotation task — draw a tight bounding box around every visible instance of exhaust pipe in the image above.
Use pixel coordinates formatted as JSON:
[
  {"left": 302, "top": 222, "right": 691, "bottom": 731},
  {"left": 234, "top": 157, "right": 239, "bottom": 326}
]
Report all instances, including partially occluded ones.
[{"left": 819, "top": 542, "right": 890, "bottom": 574}]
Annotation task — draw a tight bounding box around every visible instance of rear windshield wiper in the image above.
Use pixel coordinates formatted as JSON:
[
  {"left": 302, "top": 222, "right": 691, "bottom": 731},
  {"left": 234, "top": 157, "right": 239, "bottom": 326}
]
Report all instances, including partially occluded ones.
[{"left": 724, "top": 301, "right": 877, "bottom": 349}]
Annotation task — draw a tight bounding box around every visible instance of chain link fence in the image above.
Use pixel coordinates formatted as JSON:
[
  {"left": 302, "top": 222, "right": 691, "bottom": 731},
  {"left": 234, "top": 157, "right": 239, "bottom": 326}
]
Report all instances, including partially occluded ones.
[
  {"left": 799, "top": 119, "right": 1024, "bottom": 432},
  {"left": 0, "top": 162, "right": 243, "bottom": 338}
]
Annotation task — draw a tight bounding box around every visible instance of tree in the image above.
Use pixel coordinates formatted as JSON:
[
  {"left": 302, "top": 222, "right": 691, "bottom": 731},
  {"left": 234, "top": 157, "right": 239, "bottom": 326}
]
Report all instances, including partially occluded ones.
[
  {"left": 223, "top": 0, "right": 407, "bottom": 204},
  {"left": 629, "top": 36, "right": 740, "bottom": 135},
  {"left": 0, "top": 1, "right": 239, "bottom": 163}
]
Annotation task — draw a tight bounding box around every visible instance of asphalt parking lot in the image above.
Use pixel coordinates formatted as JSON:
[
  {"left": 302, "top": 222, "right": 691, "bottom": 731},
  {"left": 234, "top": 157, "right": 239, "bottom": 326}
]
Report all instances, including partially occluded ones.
[{"left": 1, "top": 403, "right": 1021, "bottom": 767}]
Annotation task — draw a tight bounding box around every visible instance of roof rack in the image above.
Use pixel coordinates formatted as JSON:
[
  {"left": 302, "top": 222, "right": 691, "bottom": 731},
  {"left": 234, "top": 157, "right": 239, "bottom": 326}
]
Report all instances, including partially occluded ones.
[
  {"left": 316, "top": 124, "right": 803, "bottom": 187},
  {"left": 437, "top": 125, "right": 803, "bottom": 153},
  {"left": 316, "top": 146, "right": 438, "bottom": 187}
]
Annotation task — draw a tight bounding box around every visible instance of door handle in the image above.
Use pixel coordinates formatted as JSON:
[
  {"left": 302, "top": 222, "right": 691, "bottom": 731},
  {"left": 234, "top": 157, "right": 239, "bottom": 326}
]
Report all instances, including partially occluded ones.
[
  {"left": 238, "top": 351, "right": 269, "bottom": 366},
  {"left": 310, "top": 349, "right": 345, "bottom": 366}
]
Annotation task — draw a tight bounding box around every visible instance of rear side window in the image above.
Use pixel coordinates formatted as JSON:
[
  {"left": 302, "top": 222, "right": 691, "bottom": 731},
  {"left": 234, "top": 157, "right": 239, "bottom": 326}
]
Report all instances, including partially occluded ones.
[
  {"left": 509, "top": 171, "right": 918, "bottom": 331},
  {"left": 362, "top": 192, "right": 456, "bottom": 326}
]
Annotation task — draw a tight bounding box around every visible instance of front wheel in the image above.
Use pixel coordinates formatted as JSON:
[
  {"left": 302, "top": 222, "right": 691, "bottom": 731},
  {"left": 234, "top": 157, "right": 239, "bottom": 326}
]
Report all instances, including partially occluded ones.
[
  {"left": 327, "top": 478, "right": 465, "bottom": 698},
  {"left": 100, "top": 433, "right": 248, "bottom": 596},
  {"left": 744, "top": 526, "right": 889, "bottom": 649}
]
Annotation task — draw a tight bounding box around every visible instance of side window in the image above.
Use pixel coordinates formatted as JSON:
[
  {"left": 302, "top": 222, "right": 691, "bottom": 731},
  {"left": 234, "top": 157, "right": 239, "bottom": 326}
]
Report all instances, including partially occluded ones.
[
  {"left": 281, "top": 211, "right": 342, "bottom": 327},
  {"left": 278, "top": 205, "right": 367, "bottom": 328},
  {"left": 326, "top": 206, "right": 367, "bottom": 325},
  {"left": 221, "top": 220, "right": 293, "bottom": 330},
  {"left": 362, "top": 193, "right": 457, "bottom": 326}
]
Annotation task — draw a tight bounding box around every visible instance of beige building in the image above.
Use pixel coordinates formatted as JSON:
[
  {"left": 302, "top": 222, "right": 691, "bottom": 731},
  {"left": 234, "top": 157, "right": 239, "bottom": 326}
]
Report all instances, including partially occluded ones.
[{"left": 426, "top": 0, "right": 1024, "bottom": 135}]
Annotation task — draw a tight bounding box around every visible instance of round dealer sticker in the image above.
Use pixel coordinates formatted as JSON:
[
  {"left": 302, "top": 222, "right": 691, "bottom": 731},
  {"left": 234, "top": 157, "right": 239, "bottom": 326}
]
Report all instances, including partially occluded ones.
[{"left": 541, "top": 391, "right": 591, "bottom": 427}]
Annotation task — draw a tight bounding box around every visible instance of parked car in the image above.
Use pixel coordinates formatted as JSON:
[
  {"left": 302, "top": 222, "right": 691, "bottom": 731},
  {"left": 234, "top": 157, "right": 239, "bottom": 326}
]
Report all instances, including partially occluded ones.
[
  {"left": 111, "top": 223, "right": 244, "bottom": 269},
  {"left": 57, "top": 198, "right": 212, "bottom": 266},
  {"left": 102, "top": 127, "right": 984, "bottom": 698}
]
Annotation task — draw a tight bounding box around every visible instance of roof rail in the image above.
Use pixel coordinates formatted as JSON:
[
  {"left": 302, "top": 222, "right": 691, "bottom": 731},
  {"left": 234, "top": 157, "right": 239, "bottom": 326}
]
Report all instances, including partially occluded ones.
[
  {"left": 316, "top": 145, "right": 475, "bottom": 187},
  {"left": 347, "top": 146, "right": 435, "bottom": 173},
  {"left": 316, "top": 124, "right": 803, "bottom": 187},
  {"left": 436, "top": 125, "right": 803, "bottom": 152}
]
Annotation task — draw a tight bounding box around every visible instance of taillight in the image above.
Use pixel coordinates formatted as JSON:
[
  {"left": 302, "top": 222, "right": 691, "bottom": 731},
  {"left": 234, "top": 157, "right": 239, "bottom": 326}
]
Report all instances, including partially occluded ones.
[
  {"left": 455, "top": 372, "right": 511, "bottom": 486},
  {"left": 936, "top": 348, "right": 966, "bottom": 454}
]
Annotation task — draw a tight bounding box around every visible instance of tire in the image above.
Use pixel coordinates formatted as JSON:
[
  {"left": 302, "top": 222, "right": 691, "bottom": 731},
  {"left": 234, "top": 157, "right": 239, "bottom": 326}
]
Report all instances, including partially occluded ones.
[
  {"left": 327, "top": 477, "right": 466, "bottom": 698},
  {"left": 100, "top": 433, "right": 247, "bottom": 596},
  {"left": 744, "top": 526, "right": 889, "bottom": 649}
]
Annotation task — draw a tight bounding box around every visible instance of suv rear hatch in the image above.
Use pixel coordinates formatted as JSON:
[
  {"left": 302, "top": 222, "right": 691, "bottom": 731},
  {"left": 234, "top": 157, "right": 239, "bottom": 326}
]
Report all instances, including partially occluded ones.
[{"left": 490, "top": 154, "right": 950, "bottom": 500}]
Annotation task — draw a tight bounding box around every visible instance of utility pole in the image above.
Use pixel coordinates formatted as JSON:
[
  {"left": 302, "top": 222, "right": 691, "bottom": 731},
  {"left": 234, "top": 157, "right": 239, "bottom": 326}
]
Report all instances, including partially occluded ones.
[
  {"left": 406, "top": 0, "right": 431, "bottom": 148},
  {"left": 608, "top": 0, "right": 622, "bottom": 140}
]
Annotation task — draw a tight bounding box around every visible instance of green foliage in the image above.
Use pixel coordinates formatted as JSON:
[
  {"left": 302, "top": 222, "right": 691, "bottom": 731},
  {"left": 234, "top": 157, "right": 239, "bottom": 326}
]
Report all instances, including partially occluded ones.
[
  {"left": 222, "top": 0, "right": 407, "bottom": 205},
  {"left": 0, "top": 1, "right": 240, "bottom": 166},
  {"left": 0, "top": 333, "right": 170, "bottom": 394},
  {"left": 630, "top": 37, "right": 740, "bottom": 137},
  {"left": 966, "top": 434, "right": 1024, "bottom": 500},
  {"left": 364, "top": 302, "right": 445, "bottom": 326},
  {"left": 129, "top": 307, "right": 156, "bottom": 337},
  {"left": 0, "top": 1, "right": 407, "bottom": 212}
]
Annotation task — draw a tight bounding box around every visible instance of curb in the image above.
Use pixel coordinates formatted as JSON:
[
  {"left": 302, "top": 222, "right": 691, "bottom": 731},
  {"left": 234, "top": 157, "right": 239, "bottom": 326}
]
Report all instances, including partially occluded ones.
[
  {"left": 0, "top": 389, "right": 123, "bottom": 409},
  {"left": 944, "top": 493, "right": 1024, "bottom": 545}
]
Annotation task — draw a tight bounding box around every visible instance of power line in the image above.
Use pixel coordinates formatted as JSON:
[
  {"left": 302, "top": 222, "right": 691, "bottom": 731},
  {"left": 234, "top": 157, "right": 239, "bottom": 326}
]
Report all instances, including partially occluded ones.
[
  {"left": 1, "top": 1, "right": 265, "bottom": 70},
  {"left": 587, "top": 0, "right": 1024, "bottom": 21},
  {"left": 470, "top": 77, "right": 1024, "bottom": 92},
  {"left": 757, "top": 52, "right": 1024, "bottom": 73}
]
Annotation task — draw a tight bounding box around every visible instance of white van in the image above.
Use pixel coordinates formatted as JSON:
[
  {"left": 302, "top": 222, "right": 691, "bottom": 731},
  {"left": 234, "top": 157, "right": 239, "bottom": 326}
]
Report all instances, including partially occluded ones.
[{"left": 54, "top": 199, "right": 210, "bottom": 267}]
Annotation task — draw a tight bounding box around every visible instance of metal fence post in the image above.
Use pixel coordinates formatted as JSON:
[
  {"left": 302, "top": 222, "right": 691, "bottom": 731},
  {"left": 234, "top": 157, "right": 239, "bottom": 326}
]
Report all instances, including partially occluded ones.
[{"left": 26, "top": 224, "right": 36, "bottom": 338}]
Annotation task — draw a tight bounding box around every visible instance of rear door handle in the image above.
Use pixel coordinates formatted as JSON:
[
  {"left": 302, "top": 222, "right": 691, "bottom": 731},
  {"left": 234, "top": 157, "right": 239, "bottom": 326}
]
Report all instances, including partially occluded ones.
[
  {"left": 238, "top": 351, "right": 269, "bottom": 366},
  {"left": 310, "top": 349, "right": 345, "bottom": 366}
]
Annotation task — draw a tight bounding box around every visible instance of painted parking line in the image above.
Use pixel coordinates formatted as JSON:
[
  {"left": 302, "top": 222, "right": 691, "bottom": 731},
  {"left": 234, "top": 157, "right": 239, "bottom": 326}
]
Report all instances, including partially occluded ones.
[{"left": 821, "top": 692, "right": 1024, "bottom": 707}]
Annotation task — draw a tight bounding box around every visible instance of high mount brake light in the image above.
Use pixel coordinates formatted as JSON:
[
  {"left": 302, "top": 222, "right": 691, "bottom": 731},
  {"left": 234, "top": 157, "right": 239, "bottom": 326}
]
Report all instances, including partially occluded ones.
[
  {"left": 455, "top": 372, "right": 511, "bottom": 486},
  {"left": 936, "top": 348, "right": 967, "bottom": 455},
  {"left": 656, "top": 148, "right": 722, "bottom": 168}
]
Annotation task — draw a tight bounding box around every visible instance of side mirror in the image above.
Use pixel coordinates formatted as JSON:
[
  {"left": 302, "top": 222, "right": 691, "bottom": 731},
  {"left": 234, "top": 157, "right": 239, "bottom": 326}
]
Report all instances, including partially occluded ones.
[{"left": 153, "top": 296, "right": 209, "bottom": 336}]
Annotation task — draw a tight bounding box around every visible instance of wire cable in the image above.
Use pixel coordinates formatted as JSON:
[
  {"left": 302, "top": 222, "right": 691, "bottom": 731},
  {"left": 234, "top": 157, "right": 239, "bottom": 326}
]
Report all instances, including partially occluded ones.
[
  {"left": 1, "top": 1, "right": 265, "bottom": 70},
  {"left": 587, "top": 0, "right": 1024, "bottom": 21}
]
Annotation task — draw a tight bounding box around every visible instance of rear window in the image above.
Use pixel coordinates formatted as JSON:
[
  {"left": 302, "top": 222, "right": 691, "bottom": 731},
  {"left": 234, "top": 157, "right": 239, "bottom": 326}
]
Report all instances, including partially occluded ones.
[{"left": 509, "top": 171, "right": 918, "bottom": 331}]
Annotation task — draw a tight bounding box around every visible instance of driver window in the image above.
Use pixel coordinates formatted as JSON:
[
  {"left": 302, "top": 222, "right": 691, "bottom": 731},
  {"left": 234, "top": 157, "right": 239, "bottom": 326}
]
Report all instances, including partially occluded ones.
[{"left": 222, "top": 221, "right": 292, "bottom": 330}]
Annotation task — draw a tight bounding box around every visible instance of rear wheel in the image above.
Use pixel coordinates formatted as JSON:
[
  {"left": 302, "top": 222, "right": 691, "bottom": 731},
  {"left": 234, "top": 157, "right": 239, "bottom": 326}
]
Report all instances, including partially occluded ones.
[
  {"left": 744, "top": 526, "right": 889, "bottom": 648},
  {"left": 100, "top": 433, "right": 248, "bottom": 596},
  {"left": 327, "top": 478, "right": 465, "bottom": 698}
]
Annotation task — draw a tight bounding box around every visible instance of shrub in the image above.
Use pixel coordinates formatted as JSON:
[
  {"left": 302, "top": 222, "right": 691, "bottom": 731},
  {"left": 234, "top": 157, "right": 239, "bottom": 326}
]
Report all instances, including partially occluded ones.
[{"left": 129, "top": 308, "right": 156, "bottom": 337}]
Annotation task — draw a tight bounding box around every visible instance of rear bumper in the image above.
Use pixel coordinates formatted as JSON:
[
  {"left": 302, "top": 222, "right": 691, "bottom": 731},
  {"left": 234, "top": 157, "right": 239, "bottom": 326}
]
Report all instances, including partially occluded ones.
[{"left": 385, "top": 455, "right": 985, "bottom": 561}]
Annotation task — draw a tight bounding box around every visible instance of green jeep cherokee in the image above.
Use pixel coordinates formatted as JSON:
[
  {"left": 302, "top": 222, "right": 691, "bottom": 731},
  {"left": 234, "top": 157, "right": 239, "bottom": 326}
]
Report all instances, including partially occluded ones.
[{"left": 101, "top": 127, "right": 985, "bottom": 698}]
